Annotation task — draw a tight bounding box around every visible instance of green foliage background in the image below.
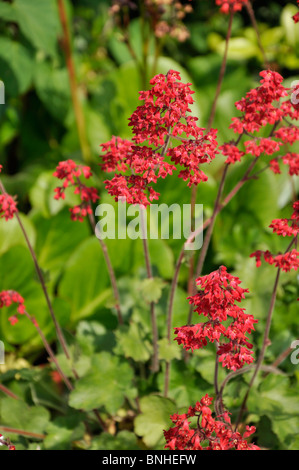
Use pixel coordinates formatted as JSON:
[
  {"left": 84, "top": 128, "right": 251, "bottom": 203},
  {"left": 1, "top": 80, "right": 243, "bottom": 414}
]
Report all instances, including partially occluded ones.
[{"left": 0, "top": 0, "right": 298, "bottom": 450}]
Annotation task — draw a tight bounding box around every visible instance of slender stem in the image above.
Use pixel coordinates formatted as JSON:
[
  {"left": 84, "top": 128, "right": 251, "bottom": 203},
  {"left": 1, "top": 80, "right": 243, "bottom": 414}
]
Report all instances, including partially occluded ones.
[
  {"left": 0, "top": 427, "right": 45, "bottom": 439},
  {"left": 164, "top": 218, "right": 211, "bottom": 397},
  {"left": 187, "top": 165, "right": 229, "bottom": 327},
  {"left": 88, "top": 211, "right": 123, "bottom": 326},
  {"left": 0, "top": 384, "right": 20, "bottom": 400},
  {"left": 24, "top": 311, "right": 73, "bottom": 391},
  {"left": 214, "top": 341, "right": 220, "bottom": 396},
  {"left": 196, "top": 164, "right": 229, "bottom": 280},
  {"left": 246, "top": 1, "right": 269, "bottom": 68},
  {"left": 187, "top": 10, "right": 234, "bottom": 298},
  {"left": 216, "top": 364, "right": 283, "bottom": 415},
  {"left": 207, "top": 10, "right": 234, "bottom": 130},
  {"left": 140, "top": 207, "right": 159, "bottom": 372},
  {"left": 57, "top": 0, "right": 91, "bottom": 163},
  {"left": 0, "top": 180, "right": 70, "bottom": 360},
  {"left": 235, "top": 236, "right": 297, "bottom": 428}
]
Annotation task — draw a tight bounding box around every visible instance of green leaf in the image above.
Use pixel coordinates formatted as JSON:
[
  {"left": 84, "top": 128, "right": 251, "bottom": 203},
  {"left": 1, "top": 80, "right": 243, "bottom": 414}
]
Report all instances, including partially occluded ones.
[
  {"left": 0, "top": 397, "right": 50, "bottom": 435},
  {"left": 114, "top": 322, "right": 152, "bottom": 362},
  {"left": 90, "top": 431, "right": 140, "bottom": 450},
  {"left": 139, "top": 278, "right": 166, "bottom": 304},
  {"left": 58, "top": 237, "right": 112, "bottom": 323},
  {"left": 0, "top": 213, "right": 36, "bottom": 256},
  {"left": 0, "top": 37, "right": 33, "bottom": 96},
  {"left": 34, "top": 63, "right": 71, "bottom": 123},
  {"left": 13, "top": 0, "right": 61, "bottom": 56},
  {"left": 134, "top": 395, "right": 176, "bottom": 449},
  {"left": 69, "top": 352, "right": 136, "bottom": 414},
  {"left": 0, "top": 3, "right": 17, "bottom": 21},
  {"left": 157, "top": 338, "right": 181, "bottom": 362},
  {"left": 0, "top": 246, "right": 52, "bottom": 344},
  {"left": 44, "top": 414, "right": 85, "bottom": 450},
  {"left": 76, "top": 321, "right": 116, "bottom": 355},
  {"left": 32, "top": 209, "right": 90, "bottom": 288}
]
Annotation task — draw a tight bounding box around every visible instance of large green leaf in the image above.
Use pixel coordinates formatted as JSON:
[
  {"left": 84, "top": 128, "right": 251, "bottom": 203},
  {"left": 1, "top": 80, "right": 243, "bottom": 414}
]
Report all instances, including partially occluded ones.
[
  {"left": 44, "top": 414, "right": 85, "bottom": 450},
  {"left": 0, "top": 38, "right": 33, "bottom": 96},
  {"left": 134, "top": 395, "right": 176, "bottom": 449},
  {"left": 13, "top": 0, "right": 60, "bottom": 56},
  {"left": 0, "top": 397, "right": 50, "bottom": 435},
  {"left": 32, "top": 209, "right": 89, "bottom": 288},
  {"left": 34, "top": 63, "right": 71, "bottom": 123},
  {"left": 114, "top": 322, "right": 152, "bottom": 362},
  {"left": 58, "top": 237, "right": 112, "bottom": 323},
  {"left": 0, "top": 213, "right": 36, "bottom": 256},
  {"left": 0, "top": 246, "right": 53, "bottom": 344},
  {"left": 69, "top": 352, "right": 136, "bottom": 414}
]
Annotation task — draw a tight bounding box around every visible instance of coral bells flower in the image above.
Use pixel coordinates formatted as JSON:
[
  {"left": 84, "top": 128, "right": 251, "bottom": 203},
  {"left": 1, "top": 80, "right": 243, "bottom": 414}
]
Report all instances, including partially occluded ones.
[
  {"left": 164, "top": 395, "right": 259, "bottom": 450},
  {"left": 251, "top": 202, "right": 299, "bottom": 272},
  {"left": 219, "top": 143, "right": 245, "bottom": 164},
  {"left": 53, "top": 160, "right": 99, "bottom": 222},
  {"left": 230, "top": 70, "right": 288, "bottom": 134},
  {"left": 0, "top": 193, "right": 18, "bottom": 221},
  {"left": 216, "top": 0, "right": 248, "bottom": 14},
  {"left": 251, "top": 249, "right": 299, "bottom": 272},
  {"left": 174, "top": 266, "right": 258, "bottom": 371},
  {"left": 101, "top": 71, "right": 218, "bottom": 204},
  {"left": 269, "top": 201, "right": 299, "bottom": 237},
  {"left": 0, "top": 290, "right": 26, "bottom": 325}
]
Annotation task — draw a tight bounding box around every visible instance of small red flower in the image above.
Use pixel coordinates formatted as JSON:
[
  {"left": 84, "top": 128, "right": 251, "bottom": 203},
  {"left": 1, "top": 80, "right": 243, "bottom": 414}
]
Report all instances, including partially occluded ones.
[
  {"left": 174, "top": 266, "right": 258, "bottom": 371},
  {"left": 0, "top": 290, "right": 26, "bottom": 325},
  {"left": 0, "top": 193, "right": 18, "bottom": 221},
  {"left": 53, "top": 160, "right": 99, "bottom": 222},
  {"left": 216, "top": 0, "right": 248, "bottom": 14}
]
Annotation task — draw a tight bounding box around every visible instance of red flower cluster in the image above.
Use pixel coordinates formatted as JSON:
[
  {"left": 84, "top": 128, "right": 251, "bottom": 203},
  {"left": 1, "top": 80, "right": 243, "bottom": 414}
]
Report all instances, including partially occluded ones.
[
  {"left": 251, "top": 201, "right": 299, "bottom": 272},
  {"left": 231, "top": 71, "right": 289, "bottom": 135},
  {"left": 271, "top": 152, "right": 299, "bottom": 176},
  {"left": 53, "top": 160, "right": 99, "bottom": 222},
  {"left": 251, "top": 249, "right": 299, "bottom": 272},
  {"left": 0, "top": 193, "right": 18, "bottom": 221},
  {"left": 216, "top": 0, "right": 248, "bottom": 14},
  {"left": 164, "top": 394, "right": 259, "bottom": 450},
  {"left": 101, "top": 70, "right": 218, "bottom": 205},
  {"left": 226, "top": 70, "right": 299, "bottom": 173},
  {"left": 0, "top": 290, "right": 26, "bottom": 326},
  {"left": 244, "top": 138, "right": 281, "bottom": 157},
  {"left": 0, "top": 166, "right": 18, "bottom": 220},
  {"left": 219, "top": 143, "right": 245, "bottom": 164},
  {"left": 174, "top": 266, "right": 258, "bottom": 371}
]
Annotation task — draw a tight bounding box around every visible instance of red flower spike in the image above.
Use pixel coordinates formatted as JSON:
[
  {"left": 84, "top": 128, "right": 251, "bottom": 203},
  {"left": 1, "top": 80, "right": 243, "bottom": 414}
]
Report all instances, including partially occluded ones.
[
  {"left": 164, "top": 395, "right": 259, "bottom": 450},
  {"left": 53, "top": 160, "right": 99, "bottom": 222},
  {"left": 251, "top": 201, "right": 299, "bottom": 272},
  {"left": 101, "top": 71, "right": 218, "bottom": 205},
  {"left": 174, "top": 266, "right": 258, "bottom": 371}
]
